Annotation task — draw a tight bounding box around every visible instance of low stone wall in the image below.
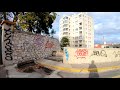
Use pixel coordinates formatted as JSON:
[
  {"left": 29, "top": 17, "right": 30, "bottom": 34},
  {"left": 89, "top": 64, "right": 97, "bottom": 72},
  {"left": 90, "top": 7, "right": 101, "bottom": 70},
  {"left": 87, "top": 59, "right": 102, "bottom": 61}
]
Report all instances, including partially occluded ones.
[
  {"left": 12, "top": 30, "right": 60, "bottom": 64},
  {"left": 63, "top": 47, "right": 120, "bottom": 64},
  {"left": 1, "top": 21, "right": 60, "bottom": 66}
]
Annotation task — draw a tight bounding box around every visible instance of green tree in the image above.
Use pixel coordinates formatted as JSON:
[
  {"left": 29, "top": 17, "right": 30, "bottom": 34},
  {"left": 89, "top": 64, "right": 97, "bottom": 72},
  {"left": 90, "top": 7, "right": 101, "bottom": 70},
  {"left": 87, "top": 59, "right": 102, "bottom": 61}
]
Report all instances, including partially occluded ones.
[
  {"left": 0, "top": 12, "right": 57, "bottom": 35},
  {"left": 60, "top": 37, "right": 70, "bottom": 50},
  {"left": 0, "top": 12, "right": 24, "bottom": 30},
  {"left": 18, "top": 12, "right": 57, "bottom": 34}
]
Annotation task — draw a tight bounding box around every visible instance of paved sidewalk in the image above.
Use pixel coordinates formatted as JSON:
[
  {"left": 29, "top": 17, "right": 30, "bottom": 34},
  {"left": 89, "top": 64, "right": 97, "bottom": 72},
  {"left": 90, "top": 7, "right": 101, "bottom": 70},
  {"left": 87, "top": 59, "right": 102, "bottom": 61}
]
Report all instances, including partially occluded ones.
[
  {"left": 36, "top": 59, "right": 120, "bottom": 73},
  {"left": 5, "top": 64, "right": 51, "bottom": 78},
  {"left": 0, "top": 65, "right": 8, "bottom": 78}
]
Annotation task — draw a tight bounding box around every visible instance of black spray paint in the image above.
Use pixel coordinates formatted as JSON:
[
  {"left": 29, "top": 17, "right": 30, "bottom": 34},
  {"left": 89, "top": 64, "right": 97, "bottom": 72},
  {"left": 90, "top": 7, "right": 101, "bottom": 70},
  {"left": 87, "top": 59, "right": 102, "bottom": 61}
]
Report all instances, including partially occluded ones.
[
  {"left": 91, "top": 50, "right": 107, "bottom": 57},
  {"left": 4, "top": 28, "right": 13, "bottom": 61},
  {"left": 113, "top": 51, "right": 120, "bottom": 58}
]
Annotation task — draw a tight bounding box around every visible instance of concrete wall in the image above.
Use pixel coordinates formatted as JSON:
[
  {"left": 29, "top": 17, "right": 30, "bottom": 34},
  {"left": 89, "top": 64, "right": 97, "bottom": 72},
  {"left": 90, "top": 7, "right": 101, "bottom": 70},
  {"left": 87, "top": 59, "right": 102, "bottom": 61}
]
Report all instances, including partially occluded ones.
[
  {"left": 63, "top": 47, "right": 120, "bottom": 64},
  {"left": 2, "top": 22, "right": 60, "bottom": 66},
  {"left": 2, "top": 23, "right": 14, "bottom": 65}
]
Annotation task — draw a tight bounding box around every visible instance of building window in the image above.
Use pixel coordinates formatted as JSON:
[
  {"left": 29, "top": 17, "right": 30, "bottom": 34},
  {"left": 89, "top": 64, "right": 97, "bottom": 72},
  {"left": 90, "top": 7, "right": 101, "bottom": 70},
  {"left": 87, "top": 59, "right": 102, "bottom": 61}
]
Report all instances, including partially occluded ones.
[
  {"left": 79, "top": 36, "right": 82, "bottom": 39},
  {"left": 75, "top": 37, "right": 78, "bottom": 39},
  {"left": 79, "top": 31, "right": 82, "bottom": 34},
  {"left": 75, "top": 45, "right": 78, "bottom": 47},
  {"left": 79, "top": 44, "right": 82, "bottom": 47},
  {"left": 63, "top": 20, "right": 68, "bottom": 23},
  {"left": 75, "top": 41, "right": 78, "bottom": 43},
  {"left": 63, "top": 24, "right": 68, "bottom": 27},
  {"left": 79, "top": 22, "right": 82, "bottom": 25},
  {"left": 79, "top": 27, "right": 82, "bottom": 29},
  {"left": 63, "top": 32, "right": 68, "bottom": 35},
  {"left": 63, "top": 17, "right": 68, "bottom": 19},
  {"left": 76, "top": 28, "right": 78, "bottom": 31},
  {"left": 79, "top": 40, "right": 82, "bottom": 43},
  {"left": 63, "top": 28, "right": 68, "bottom": 31}
]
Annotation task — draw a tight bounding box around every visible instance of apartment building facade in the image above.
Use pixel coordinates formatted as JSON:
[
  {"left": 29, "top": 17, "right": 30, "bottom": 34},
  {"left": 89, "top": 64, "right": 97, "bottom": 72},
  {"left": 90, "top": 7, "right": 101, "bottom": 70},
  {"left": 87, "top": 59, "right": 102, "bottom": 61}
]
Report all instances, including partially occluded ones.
[{"left": 59, "top": 12, "right": 94, "bottom": 48}]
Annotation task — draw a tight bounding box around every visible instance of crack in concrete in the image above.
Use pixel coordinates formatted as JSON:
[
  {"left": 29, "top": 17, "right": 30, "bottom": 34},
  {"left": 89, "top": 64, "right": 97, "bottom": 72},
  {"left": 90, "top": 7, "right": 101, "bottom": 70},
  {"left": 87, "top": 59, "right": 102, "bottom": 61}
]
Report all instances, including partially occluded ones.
[{"left": 57, "top": 72, "right": 64, "bottom": 78}]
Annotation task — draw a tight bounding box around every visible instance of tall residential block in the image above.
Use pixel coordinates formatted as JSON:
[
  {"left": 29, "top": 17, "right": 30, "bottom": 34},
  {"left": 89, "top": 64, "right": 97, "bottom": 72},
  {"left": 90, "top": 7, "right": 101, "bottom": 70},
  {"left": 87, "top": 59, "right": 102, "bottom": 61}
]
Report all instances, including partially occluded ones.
[{"left": 59, "top": 12, "right": 94, "bottom": 48}]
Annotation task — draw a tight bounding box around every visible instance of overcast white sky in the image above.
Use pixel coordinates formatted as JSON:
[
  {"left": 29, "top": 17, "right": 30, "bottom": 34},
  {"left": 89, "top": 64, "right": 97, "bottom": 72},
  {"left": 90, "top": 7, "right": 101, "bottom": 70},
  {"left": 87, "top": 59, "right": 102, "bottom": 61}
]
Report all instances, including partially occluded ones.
[{"left": 52, "top": 12, "right": 120, "bottom": 44}]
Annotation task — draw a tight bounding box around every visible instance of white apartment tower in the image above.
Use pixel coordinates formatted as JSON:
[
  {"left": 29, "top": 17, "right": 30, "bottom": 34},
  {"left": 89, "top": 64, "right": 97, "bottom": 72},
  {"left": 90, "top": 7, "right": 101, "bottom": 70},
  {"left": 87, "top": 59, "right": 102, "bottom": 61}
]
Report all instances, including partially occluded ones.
[{"left": 59, "top": 12, "right": 94, "bottom": 48}]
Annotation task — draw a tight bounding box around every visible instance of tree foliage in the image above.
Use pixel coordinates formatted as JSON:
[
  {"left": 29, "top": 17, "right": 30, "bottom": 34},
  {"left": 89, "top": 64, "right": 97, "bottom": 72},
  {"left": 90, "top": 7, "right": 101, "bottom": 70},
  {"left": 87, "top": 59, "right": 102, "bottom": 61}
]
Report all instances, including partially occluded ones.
[
  {"left": 18, "top": 12, "right": 57, "bottom": 34},
  {"left": 0, "top": 12, "right": 57, "bottom": 35},
  {"left": 60, "top": 37, "right": 70, "bottom": 50},
  {"left": 50, "top": 29, "right": 56, "bottom": 37}
]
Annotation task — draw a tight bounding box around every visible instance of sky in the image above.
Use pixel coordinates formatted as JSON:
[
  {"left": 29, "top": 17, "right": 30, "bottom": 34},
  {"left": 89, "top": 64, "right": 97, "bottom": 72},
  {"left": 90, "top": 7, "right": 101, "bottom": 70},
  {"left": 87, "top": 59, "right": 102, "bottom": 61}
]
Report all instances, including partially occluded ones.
[{"left": 52, "top": 12, "right": 120, "bottom": 44}]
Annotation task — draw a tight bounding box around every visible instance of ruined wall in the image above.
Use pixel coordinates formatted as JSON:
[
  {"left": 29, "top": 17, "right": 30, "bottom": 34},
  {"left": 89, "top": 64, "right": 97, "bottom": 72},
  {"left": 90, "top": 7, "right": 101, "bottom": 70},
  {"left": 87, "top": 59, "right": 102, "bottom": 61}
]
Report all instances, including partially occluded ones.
[
  {"left": 2, "top": 30, "right": 60, "bottom": 66},
  {"left": 63, "top": 47, "right": 120, "bottom": 64},
  {"left": 11, "top": 30, "right": 60, "bottom": 64}
]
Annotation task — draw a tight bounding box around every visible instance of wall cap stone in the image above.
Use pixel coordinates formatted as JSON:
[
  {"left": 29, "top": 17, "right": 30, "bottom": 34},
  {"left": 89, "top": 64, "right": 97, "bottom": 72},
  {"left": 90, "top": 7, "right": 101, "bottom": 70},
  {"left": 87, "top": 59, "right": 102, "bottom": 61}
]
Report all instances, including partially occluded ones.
[{"left": 1, "top": 20, "right": 16, "bottom": 25}]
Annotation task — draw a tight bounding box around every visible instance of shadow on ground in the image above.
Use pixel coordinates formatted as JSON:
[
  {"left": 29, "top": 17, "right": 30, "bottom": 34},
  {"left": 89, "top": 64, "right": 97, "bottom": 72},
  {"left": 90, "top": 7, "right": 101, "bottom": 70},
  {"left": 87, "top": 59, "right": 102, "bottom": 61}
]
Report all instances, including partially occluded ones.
[{"left": 88, "top": 60, "right": 99, "bottom": 78}]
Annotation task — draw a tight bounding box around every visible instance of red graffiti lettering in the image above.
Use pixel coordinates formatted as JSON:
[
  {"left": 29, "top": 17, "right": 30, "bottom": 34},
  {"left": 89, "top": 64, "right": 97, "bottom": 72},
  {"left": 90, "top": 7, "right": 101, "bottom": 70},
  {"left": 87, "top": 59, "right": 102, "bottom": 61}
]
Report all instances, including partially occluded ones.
[
  {"left": 45, "top": 41, "right": 54, "bottom": 48},
  {"left": 74, "top": 49, "right": 88, "bottom": 59}
]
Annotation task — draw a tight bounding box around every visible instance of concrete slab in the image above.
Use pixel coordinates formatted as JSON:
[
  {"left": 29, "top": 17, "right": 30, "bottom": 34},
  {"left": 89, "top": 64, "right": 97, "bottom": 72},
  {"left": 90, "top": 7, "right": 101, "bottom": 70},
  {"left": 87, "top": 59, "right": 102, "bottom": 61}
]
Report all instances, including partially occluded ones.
[
  {"left": 5, "top": 64, "right": 48, "bottom": 78},
  {"left": 36, "top": 59, "right": 120, "bottom": 73},
  {"left": 44, "top": 70, "right": 61, "bottom": 78},
  {"left": 0, "top": 66, "right": 8, "bottom": 78}
]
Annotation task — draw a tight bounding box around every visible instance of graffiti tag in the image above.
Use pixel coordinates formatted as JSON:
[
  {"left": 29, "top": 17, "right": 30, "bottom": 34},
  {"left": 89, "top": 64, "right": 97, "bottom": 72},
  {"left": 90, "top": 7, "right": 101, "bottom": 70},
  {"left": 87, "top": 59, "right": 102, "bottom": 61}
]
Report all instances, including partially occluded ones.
[
  {"left": 113, "top": 51, "right": 120, "bottom": 58},
  {"left": 4, "top": 28, "right": 13, "bottom": 61},
  {"left": 91, "top": 50, "right": 107, "bottom": 57},
  {"left": 45, "top": 40, "right": 54, "bottom": 48},
  {"left": 64, "top": 48, "right": 69, "bottom": 61},
  {"left": 33, "top": 35, "right": 44, "bottom": 46},
  {"left": 74, "top": 49, "right": 88, "bottom": 59}
]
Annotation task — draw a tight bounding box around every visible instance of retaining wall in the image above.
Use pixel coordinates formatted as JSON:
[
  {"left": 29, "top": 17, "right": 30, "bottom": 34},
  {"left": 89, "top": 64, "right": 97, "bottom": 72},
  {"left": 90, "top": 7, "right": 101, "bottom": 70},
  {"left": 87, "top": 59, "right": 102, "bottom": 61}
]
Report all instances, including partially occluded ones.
[{"left": 63, "top": 47, "right": 120, "bottom": 64}]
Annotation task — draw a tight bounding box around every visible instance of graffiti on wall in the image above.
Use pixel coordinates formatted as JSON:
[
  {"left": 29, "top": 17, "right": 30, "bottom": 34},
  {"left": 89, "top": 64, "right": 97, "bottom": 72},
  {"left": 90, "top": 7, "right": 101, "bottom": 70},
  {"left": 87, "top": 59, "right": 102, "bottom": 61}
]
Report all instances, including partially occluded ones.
[
  {"left": 4, "top": 28, "right": 13, "bottom": 61},
  {"left": 45, "top": 40, "right": 54, "bottom": 48},
  {"left": 74, "top": 49, "right": 88, "bottom": 59},
  {"left": 33, "top": 35, "right": 44, "bottom": 46},
  {"left": 90, "top": 50, "right": 107, "bottom": 57},
  {"left": 64, "top": 48, "right": 69, "bottom": 61},
  {"left": 11, "top": 31, "right": 60, "bottom": 63},
  {"left": 113, "top": 51, "right": 120, "bottom": 58}
]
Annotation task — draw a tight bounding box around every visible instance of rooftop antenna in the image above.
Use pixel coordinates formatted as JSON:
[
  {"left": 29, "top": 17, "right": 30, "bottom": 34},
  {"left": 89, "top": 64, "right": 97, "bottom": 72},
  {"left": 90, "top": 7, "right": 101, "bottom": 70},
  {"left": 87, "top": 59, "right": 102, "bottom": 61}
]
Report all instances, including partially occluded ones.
[{"left": 103, "top": 36, "right": 106, "bottom": 45}]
